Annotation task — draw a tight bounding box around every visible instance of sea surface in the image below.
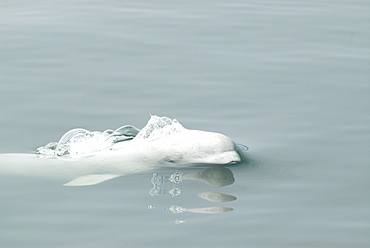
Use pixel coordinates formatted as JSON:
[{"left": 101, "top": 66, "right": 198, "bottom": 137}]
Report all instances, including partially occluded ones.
[{"left": 0, "top": 1, "right": 369, "bottom": 247}]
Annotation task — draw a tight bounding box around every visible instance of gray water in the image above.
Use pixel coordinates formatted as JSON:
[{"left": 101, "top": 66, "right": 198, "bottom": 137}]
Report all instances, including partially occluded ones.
[{"left": 0, "top": 0, "right": 369, "bottom": 247}]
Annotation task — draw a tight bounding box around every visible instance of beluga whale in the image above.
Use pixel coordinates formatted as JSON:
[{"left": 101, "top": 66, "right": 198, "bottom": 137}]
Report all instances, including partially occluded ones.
[{"left": 0, "top": 115, "right": 246, "bottom": 186}]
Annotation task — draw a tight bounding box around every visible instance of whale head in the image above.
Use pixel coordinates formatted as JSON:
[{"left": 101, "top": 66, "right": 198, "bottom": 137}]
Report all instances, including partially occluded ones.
[{"left": 153, "top": 130, "right": 241, "bottom": 166}]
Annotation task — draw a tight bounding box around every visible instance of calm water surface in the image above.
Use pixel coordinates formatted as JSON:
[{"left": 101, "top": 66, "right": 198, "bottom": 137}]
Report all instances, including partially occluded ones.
[{"left": 0, "top": 1, "right": 369, "bottom": 247}]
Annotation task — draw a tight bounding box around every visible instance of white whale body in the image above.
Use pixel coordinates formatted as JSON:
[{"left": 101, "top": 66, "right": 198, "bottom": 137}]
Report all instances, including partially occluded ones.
[{"left": 0, "top": 116, "right": 243, "bottom": 186}]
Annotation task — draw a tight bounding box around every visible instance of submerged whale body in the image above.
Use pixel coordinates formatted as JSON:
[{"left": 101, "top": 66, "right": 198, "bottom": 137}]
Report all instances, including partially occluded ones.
[{"left": 0, "top": 116, "right": 245, "bottom": 186}]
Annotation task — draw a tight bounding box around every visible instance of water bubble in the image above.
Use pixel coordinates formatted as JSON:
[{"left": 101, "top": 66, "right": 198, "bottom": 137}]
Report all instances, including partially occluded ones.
[
  {"left": 36, "top": 142, "right": 58, "bottom": 157},
  {"left": 113, "top": 125, "right": 140, "bottom": 137},
  {"left": 135, "top": 115, "right": 185, "bottom": 140},
  {"left": 55, "top": 128, "right": 91, "bottom": 157}
]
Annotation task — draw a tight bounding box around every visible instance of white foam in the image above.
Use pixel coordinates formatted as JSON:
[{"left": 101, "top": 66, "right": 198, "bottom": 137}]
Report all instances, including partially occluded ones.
[{"left": 36, "top": 115, "right": 183, "bottom": 158}]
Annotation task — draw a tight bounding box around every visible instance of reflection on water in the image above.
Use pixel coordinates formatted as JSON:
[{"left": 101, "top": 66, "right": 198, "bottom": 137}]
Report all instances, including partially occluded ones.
[
  {"left": 167, "top": 206, "right": 233, "bottom": 214},
  {"left": 198, "top": 192, "right": 237, "bottom": 203},
  {"left": 149, "top": 167, "right": 237, "bottom": 223},
  {"left": 150, "top": 167, "right": 235, "bottom": 196}
]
